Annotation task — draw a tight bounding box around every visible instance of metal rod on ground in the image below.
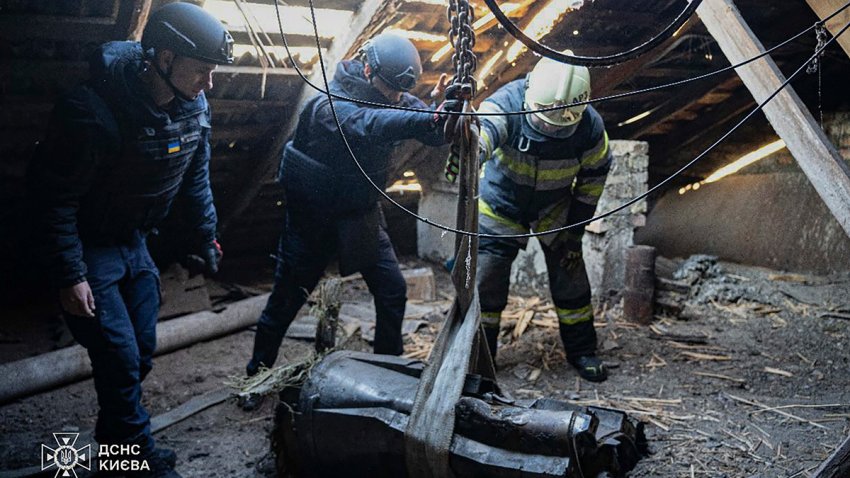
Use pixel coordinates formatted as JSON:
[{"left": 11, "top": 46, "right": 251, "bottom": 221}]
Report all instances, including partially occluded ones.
[
  {"left": 624, "top": 245, "right": 656, "bottom": 324},
  {"left": 0, "top": 294, "right": 269, "bottom": 404}
]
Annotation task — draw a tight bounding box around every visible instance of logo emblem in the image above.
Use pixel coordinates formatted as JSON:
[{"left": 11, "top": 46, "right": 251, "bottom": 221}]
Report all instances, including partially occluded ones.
[{"left": 41, "top": 433, "right": 91, "bottom": 478}]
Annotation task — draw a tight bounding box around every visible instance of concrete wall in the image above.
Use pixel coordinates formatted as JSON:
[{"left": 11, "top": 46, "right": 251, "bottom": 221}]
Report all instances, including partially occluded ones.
[
  {"left": 637, "top": 113, "right": 850, "bottom": 275},
  {"left": 637, "top": 171, "right": 850, "bottom": 275},
  {"left": 417, "top": 140, "right": 650, "bottom": 301}
]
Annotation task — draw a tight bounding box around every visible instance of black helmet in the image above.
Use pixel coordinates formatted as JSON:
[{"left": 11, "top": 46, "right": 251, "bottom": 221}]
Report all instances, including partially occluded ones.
[
  {"left": 142, "top": 2, "right": 234, "bottom": 65},
  {"left": 360, "top": 32, "right": 422, "bottom": 92}
]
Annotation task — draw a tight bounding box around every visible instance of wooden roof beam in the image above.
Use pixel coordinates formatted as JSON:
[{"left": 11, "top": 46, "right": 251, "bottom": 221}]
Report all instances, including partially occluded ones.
[{"left": 697, "top": 0, "right": 850, "bottom": 237}]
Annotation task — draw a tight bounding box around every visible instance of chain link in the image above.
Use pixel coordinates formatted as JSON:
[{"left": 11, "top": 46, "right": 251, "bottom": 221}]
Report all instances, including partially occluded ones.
[
  {"left": 447, "top": 0, "right": 477, "bottom": 98},
  {"left": 807, "top": 23, "right": 829, "bottom": 74}
]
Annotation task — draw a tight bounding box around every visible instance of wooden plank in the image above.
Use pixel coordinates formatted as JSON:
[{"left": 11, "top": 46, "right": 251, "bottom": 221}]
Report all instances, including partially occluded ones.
[
  {"left": 697, "top": 0, "right": 850, "bottom": 237},
  {"left": 219, "top": 0, "right": 390, "bottom": 232},
  {"left": 229, "top": 27, "right": 333, "bottom": 49},
  {"left": 215, "top": 65, "right": 300, "bottom": 76},
  {"left": 805, "top": 0, "right": 850, "bottom": 60}
]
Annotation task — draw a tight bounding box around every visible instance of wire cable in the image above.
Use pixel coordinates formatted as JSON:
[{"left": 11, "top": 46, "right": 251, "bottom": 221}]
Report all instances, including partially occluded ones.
[
  {"left": 273, "top": 0, "right": 850, "bottom": 119},
  {"left": 481, "top": 0, "right": 702, "bottom": 67},
  {"left": 285, "top": 0, "right": 849, "bottom": 239}
]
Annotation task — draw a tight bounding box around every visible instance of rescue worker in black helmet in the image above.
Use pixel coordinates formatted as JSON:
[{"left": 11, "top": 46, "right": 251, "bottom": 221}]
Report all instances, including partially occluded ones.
[
  {"left": 446, "top": 54, "right": 611, "bottom": 382},
  {"left": 240, "top": 32, "right": 450, "bottom": 410},
  {"left": 27, "top": 3, "right": 232, "bottom": 476}
]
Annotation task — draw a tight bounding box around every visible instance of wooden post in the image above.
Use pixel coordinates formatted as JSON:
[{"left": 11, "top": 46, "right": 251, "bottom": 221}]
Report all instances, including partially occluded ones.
[
  {"left": 623, "top": 245, "right": 656, "bottom": 324},
  {"left": 696, "top": 0, "right": 850, "bottom": 239}
]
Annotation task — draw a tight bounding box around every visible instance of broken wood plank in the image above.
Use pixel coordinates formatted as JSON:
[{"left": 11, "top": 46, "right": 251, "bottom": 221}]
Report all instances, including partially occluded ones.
[
  {"left": 150, "top": 388, "right": 232, "bottom": 433},
  {"left": 697, "top": 0, "right": 850, "bottom": 238}
]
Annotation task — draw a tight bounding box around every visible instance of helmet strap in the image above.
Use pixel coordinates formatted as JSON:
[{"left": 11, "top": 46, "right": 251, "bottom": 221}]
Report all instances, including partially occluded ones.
[{"left": 152, "top": 53, "right": 194, "bottom": 103}]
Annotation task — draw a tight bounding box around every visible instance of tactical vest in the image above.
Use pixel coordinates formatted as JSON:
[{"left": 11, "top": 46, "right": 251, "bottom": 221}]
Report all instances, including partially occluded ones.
[{"left": 78, "top": 91, "right": 209, "bottom": 244}]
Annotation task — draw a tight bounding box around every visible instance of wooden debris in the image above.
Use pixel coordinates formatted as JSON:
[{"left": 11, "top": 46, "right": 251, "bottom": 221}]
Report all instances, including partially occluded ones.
[
  {"left": 693, "top": 371, "right": 746, "bottom": 384},
  {"left": 402, "top": 267, "right": 437, "bottom": 301},
  {"left": 764, "top": 366, "right": 793, "bottom": 378},
  {"left": 680, "top": 351, "right": 732, "bottom": 361},
  {"left": 725, "top": 394, "right": 828, "bottom": 430},
  {"left": 656, "top": 277, "right": 691, "bottom": 294}
]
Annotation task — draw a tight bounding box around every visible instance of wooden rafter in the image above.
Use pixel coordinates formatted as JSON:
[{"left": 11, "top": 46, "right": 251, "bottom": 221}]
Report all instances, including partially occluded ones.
[{"left": 697, "top": 0, "right": 850, "bottom": 237}]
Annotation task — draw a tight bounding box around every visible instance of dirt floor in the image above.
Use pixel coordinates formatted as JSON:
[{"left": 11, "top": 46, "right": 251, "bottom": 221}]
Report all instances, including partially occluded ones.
[{"left": 1, "top": 256, "right": 849, "bottom": 477}]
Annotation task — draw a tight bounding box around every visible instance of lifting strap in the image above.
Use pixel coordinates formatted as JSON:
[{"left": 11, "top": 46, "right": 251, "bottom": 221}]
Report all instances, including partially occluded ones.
[{"left": 404, "top": 1, "right": 497, "bottom": 474}]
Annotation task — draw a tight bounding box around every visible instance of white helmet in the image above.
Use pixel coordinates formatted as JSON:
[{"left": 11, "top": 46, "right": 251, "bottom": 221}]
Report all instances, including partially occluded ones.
[{"left": 524, "top": 53, "right": 591, "bottom": 138}]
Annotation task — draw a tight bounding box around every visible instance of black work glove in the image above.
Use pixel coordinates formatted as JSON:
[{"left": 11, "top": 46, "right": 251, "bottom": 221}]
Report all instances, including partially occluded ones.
[
  {"left": 559, "top": 234, "right": 584, "bottom": 270},
  {"left": 186, "top": 239, "right": 223, "bottom": 276},
  {"left": 433, "top": 98, "right": 463, "bottom": 130}
]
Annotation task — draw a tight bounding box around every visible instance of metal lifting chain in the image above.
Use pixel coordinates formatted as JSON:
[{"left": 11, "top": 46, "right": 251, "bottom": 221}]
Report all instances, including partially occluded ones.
[
  {"left": 403, "top": 1, "right": 495, "bottom": 477},
  {"left": 447, "top": 0, "right": 477, "bottom": 99}
]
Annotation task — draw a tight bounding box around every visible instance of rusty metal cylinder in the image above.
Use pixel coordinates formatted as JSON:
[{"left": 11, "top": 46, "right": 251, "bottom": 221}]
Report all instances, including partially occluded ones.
[{"left": 623, "top": 245, "right": 656, "bottom": 324}]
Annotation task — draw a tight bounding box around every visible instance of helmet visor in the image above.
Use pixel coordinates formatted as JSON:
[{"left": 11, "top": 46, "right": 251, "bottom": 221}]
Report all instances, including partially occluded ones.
[{"left": 526, "top": 112, "right": 579, "bottom": 139}]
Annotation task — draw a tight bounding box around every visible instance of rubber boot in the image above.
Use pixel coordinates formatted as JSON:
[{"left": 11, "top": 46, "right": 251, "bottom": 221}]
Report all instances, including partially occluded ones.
[{"left": 560, "top": 321, "right": 608, "bottom": 382}]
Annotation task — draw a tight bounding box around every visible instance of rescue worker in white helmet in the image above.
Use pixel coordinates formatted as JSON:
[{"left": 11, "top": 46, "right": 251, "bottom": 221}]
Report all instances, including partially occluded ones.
[{"left": 447, "top": 54, "right": 611, "bottom": 382}]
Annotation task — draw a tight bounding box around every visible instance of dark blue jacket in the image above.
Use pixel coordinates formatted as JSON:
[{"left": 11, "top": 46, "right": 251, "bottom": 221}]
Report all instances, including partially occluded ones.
[
  {"left": 280, "top": 59, "right": 445, "bottom": 214},
  {"left": 28, "top": 42, "right": 217, "bottom": 287}
]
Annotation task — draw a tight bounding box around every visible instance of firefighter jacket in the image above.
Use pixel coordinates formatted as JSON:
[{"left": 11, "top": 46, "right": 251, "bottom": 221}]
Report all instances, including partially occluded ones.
[
  {"left": 477, "top": 79, "right": 612, "bottom": 248},
  {"left": 279, "top": 59, "right": 445, "bottom": 214},
  {"left": 28, "top": 41, "right": 217, "bottom": 287}
]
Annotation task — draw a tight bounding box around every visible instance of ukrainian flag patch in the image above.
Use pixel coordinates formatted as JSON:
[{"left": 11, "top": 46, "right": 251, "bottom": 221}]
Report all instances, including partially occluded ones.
[{"left": 167, "top": 140, "right": 181, "bottom": 154}]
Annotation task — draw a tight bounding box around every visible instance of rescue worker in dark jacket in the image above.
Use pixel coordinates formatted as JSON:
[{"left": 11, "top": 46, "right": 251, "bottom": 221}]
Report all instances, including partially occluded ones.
[
  {"left": 27, "top": 4, "right": 233, "bottom": 476},
  {"left": 449, "top": 55, "right": 611, "bottom": 382},
  {"left": 243, "top": 33, "right": 447, "bottom": 405}
]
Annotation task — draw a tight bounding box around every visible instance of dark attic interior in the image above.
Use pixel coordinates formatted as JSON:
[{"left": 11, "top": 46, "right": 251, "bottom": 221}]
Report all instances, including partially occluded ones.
[{"left": 2, "top": 0, "right": 850, "bottom": 477}]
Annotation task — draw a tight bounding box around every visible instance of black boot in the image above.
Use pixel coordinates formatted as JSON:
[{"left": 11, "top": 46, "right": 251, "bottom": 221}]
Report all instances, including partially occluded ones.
[
  {"left": 568, "top": 354, "right": 608, "bottom": 382},
  {"left": 559, "top": 319, "right": 607, "bottom": 382},
  {"left": 137, "top": 447, "right": 182, "bottom": 478}
]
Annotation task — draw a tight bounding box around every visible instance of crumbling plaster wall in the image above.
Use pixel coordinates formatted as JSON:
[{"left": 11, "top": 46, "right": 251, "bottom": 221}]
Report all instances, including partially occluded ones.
[
  {"left": 416, "top": 140, "right": 650, "bottom": 302},
  {"left": 637, "top": 113, "right": 850, "bottom": 276}
]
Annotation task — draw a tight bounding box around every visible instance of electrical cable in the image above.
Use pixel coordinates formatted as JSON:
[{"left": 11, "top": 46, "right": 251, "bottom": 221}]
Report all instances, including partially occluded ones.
[
  {"left": 283, "top": 0, "right": 849, "bottom": 239},
  {"left": 481, "top": 0, "right": 702, "bottom": 67},
  {"left": 273, "top": 0, "right": 850, "bottom": 119}
]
